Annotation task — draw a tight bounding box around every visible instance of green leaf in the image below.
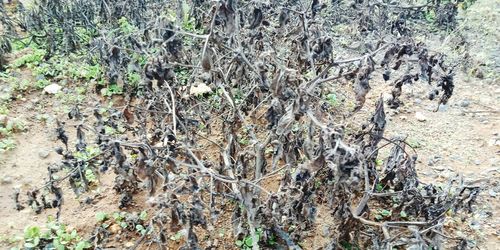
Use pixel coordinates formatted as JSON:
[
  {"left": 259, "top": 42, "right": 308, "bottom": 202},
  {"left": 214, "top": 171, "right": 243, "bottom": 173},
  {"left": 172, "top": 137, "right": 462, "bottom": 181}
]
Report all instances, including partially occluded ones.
[
  {"left": 135, "top": 224, "right": 145, "bottom": 231},
  {"left": 53, "top": 238, "right": 64, "bottom": 250},
  {"left": 325, "top": 93, "right": 338, "bottom": 106},
  {"left": 340, "top": 241, "right": 353, "bottom": 250},
  {"left": 24, "top": 226, "right": 41, "bottom": 239},
  {"left": 375, "top": 183, "right": 384, "bottom": 192},
  {"left": 112, "top": 212, "right": 121, "bottom": 220},
  {"left": 24, "top": 242, "right": 36, "bottom": 248},
  {"left": 235, "top": 240, "right": 244, "bottom": 247},
  {"left": 380, "top": 209, "right": 392, "bottom": 217},
  {"left": 400, "top": 211, "right": 408, "bottom": 218},
  {"left": 85, "top": 169, "right": 97, "bottom": 183},
  {"left": 96, "top": 212, "right": 108, "bottom": 222},
  {"left": 120, "top": 222, "right": 128, "bottom": 229},
  {"left": 75, "top": 240, "right": 92, "bottom": 250},
  {"left": 139, "top": 211, "right": 148, "bottom": 221},
  {"left": 244, "top": 236, "right": 253, "bottom": 247}
]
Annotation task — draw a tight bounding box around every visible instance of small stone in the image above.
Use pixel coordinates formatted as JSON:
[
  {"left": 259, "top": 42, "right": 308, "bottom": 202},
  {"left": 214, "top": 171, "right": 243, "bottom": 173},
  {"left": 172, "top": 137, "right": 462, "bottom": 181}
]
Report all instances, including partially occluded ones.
[
  {"left": 189, "top": 83, "right": 212, "bottom": 96},
  {"left": 43, "top": 83, "right": 62, "bottom": 94},
  {"left": 474, "top": 160, "right": 481, "bottom": 165},
  {"left": 414, "top": 98, "right": 422, "bottom": 105},
  {"left": 109, "top": 224, "right": 121, "bottom": 234},
  {"left": 1, "top": 176, "right": 13, "bottom": 185},
  {"left": 471, "top": 67, "right": 484, "bottom": 79},
  {"left": 124, "top": 242, "right": 134, "bottom": 248},
  {"left": 489, "top": 190, "right": 497, "bottom": 197},
  {"left": 38, "top": 150, "right": 50, "bottom": 159},
  {"left": 415, "top": 112, "right": 427, "bottom": 122},
  {"left": 383, "top": 93, "right": 393, "bottom": 102},
  {"left": 321, "top": 225, "right": 330, "bottom": 237},
  {"left": 400, "top": 115, "right": 407, "bottom": 121},
  {"left": 438, "top": 104, "right": 448, "bottom": 112},
  {"left": 470, "top": 220, "right": 481, "bottom": 230},
  {"left": 460, "top": 100, "right": 470, "bottom": 108}
]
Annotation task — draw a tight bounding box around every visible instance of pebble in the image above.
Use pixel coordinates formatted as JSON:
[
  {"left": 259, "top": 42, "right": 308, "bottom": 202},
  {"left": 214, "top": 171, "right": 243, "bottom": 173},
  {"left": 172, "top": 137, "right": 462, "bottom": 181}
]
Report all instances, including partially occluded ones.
[
  {"left": 474, "top": 160, "right": 481, "bottom": 165},
  {"left": 109, "top": 224, "right": 121, "bottom": 234},
  {"left": 383, "top": 93, "right": 393, "bottom": 102},
  {"left": 1, "top": 176, "right": 13, "bottom": 185},
  {"left": 489, "top": 190, "right": 497, "bottom": 197},
  {"left": 321, "top": 225, "right": 330, "bottom": 237},
  {"left": 38, "top": 150, "right": 50, "bottom": 159},
  {"left": 438, "top": 104, "right": 448, "bottom": 112},
  {"left": 460, "top": 99, "right": 470, "bottom": 108},
  {"left": 470, "top": 220, "right": 481, "bottom": 230},
  {"left": 415, "top": 112, "right": 427, "bottom": 122},
  {"left": 43, "top": 83, "right": 62, "bottom": 94},
  {"left": 400, "top": 115, "right": 407, "bottom": 121},
  {"left": 124, "top": 242, "right": 134, "bottom": 248},
  {"left": 414, "top": 98, "right": 422, "bottom": 105}
]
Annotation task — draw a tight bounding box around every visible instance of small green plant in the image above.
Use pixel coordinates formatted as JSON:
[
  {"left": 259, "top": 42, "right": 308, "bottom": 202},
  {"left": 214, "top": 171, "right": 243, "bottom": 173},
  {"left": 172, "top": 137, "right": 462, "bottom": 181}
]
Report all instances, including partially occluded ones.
[
  {"left": 96, "top": 212, "right": 108, "bottom": 222},
  {"left": 101, "top": 84, "right": 123, "bottom": 97},
  {"left": 424, "top": 9, "right": 436, "bottom": 23},
  {"left": 74, "top": 146, "right": 101, "bottom": 161},
  {"left": 374, "top": 209, "right": 392, "bottom": 221},
  {"left": 127, "top": 71, "right": 141, "bottom": 88},
  {"left": 35, "top": 79, "right": 51, "bottom": 89},
  {"left": 324, "top": 93, "right": 338, "bottom": 107},
  {"left": 139, "top": 211, "right": 148, "bottom": 221},
  {"left": 238, "top": 137, "right": 250, "bottom": 146},
  {"left": 236, "top": 228, "right": 263, "bottom": 249},
  {"left": 10, "top": 48, "right": 46, "bottom": 68},
  {"left": 10, "top": 37, "right": 31, "bottom": 51},
  {"left": 112, "top": 211, "right": 129, "bottom": 229},
  {"left": 118, "top": 17, "right": 138, "bottom": 34},
  {"left": 400, "top": 211, "right": 408, "bottom": 219},
  {"left": 170, "top": 231, "right": 183, "bottom": 241},
  {"left": 135, "top": 224, "right": 147, "bottom": 235},
  {"left": 340, "top": 241, "right": 360, "bottom": 250},
  {"left": 21, "top": 220, "right": 91, "bottom": 250}
]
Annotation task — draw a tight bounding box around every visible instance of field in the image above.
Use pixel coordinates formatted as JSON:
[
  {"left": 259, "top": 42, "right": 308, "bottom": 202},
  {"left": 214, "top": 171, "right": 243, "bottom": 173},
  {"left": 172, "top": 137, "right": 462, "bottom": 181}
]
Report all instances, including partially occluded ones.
[{"left": 0, "top": 0, "right": 499, "bottom": 249}]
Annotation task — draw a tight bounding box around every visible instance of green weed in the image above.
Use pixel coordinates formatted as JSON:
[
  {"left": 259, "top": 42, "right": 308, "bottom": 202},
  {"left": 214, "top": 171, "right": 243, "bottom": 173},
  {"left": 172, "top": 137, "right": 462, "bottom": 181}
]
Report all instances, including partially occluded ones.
[
  {"left": 10, "top": 48, "right": 46, "bottom": 68},
  {"left": 236, "top": 228, "right": 263, "bottom": 249},
  {"left": 0, "top": 138, "right": 16, "bottom": 152},
  {"left": 19, "top": 220, "right": 91, "bottom": 250}
]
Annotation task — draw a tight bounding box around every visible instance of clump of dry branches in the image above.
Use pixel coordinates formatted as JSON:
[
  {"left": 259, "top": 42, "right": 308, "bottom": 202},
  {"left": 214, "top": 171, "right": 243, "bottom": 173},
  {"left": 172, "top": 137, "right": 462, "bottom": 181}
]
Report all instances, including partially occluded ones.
[{"left": 3, "top": 0, "right": 480, "bottom": 249}]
